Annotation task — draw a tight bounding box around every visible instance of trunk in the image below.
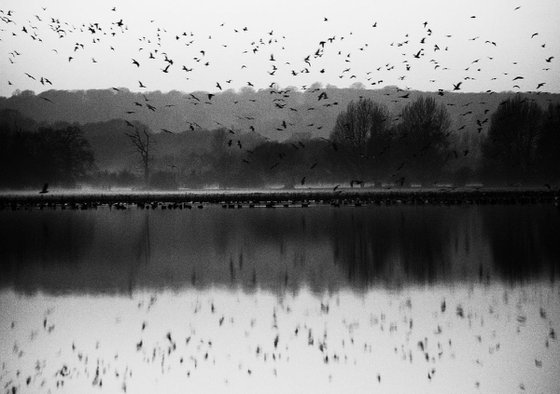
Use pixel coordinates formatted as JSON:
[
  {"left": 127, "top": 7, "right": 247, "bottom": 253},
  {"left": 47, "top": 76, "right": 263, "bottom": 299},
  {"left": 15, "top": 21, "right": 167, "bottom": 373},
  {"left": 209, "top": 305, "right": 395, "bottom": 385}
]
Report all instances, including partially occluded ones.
[{"left": 144, "top": 160, "right": 149, "bottom": 185}]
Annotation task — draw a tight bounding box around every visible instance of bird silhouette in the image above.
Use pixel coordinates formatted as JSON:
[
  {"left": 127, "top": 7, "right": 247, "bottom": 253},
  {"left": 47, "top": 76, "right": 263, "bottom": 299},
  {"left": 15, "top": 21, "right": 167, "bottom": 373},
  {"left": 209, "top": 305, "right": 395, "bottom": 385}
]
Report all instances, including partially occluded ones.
[{"left": 39, "top": 183, "right": 49, "bottom": 194}]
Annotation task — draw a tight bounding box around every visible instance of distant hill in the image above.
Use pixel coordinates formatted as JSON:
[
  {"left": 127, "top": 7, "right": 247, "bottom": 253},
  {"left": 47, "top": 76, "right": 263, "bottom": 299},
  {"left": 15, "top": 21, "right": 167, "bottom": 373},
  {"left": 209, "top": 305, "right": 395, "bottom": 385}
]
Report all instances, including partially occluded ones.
[{"left": 2, "top": 87, "right": 559, "bottom": 171}]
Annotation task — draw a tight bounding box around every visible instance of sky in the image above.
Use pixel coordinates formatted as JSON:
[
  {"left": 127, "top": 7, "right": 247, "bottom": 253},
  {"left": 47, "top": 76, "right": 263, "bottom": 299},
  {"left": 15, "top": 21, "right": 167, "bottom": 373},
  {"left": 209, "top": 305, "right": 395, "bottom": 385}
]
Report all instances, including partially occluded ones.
[{"left": 1, "top": 0, "right": 559, "bottom": 97}]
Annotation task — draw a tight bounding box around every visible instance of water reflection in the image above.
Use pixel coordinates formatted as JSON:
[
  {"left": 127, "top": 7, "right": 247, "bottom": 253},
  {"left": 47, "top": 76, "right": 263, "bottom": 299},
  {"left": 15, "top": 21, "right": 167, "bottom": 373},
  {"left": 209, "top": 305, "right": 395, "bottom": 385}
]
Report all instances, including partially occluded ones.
[
  {"left": 0, "top": 205, "right": 558, "bottom": 294},
  {"left": 482, "top": 206, "right": 560, "bottom": 280}
]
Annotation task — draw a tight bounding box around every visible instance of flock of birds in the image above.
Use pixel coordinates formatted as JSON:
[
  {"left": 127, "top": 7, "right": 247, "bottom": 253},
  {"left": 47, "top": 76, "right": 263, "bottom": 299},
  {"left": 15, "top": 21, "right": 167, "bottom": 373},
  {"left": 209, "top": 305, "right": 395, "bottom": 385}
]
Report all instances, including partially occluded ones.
[
  {"left": 2, "top": 4, "right": 555, "bottom": 94},
  {"left": 1, "top": 4, "right": 557, "bottom": 174}
]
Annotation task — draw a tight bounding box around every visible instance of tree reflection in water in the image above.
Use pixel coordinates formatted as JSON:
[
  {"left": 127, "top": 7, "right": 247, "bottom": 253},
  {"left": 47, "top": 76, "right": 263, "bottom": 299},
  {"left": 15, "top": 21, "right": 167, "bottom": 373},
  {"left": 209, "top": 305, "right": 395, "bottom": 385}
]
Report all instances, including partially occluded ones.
[{"left": 0, "top": 205, "right": 558, "bottom": 295}]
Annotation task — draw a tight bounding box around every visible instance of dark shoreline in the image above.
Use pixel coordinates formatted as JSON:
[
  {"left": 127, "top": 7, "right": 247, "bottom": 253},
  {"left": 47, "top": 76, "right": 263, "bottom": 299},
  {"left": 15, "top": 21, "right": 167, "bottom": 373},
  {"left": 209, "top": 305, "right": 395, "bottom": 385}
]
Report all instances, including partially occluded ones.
[{"left": 0, "top": 188, "right": 558, "bottom": 208}]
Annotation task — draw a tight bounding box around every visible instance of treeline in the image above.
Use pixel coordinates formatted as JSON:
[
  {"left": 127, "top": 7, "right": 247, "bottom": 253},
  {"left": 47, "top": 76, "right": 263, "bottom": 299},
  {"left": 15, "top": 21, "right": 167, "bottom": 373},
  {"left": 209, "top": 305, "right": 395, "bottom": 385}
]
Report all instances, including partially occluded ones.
[
  {"left": 164, "top": 95, "right": 559, "bottom": 188},
  {"left": 1, "top": 94, "right": 559, "bottom": 190},
  {"left": 0, "top": 111, "right": 94, "bottom": 188},
  {"left": 481, "top": 96, "right": 560, "bottom": 183}
]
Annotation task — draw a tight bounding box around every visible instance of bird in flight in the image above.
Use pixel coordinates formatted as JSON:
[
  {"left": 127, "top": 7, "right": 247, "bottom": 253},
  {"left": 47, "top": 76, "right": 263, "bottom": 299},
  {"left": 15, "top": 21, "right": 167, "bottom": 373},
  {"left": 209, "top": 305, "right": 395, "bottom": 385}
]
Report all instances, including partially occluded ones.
[
  {"left": 453, "top": 82, "right": 462, "bottom": 91},
  {"left": 39, "top": 183, "right": 49, "bottom": 194}
]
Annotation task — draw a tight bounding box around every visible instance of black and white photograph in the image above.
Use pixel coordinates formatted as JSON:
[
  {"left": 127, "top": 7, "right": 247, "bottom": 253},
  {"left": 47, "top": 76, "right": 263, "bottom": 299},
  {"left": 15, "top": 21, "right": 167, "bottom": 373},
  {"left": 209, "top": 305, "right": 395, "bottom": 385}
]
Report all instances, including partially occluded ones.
[{"left": 1, "top": 0, "right": 559, "bottom": 393}]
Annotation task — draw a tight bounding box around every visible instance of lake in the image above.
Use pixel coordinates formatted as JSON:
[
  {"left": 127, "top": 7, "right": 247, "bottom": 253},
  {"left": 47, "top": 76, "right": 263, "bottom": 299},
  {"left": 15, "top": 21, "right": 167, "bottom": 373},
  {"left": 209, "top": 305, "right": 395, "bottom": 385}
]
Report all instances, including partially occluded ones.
[{"left": 1, "top": 204, "right": 559, "bottom": 393}]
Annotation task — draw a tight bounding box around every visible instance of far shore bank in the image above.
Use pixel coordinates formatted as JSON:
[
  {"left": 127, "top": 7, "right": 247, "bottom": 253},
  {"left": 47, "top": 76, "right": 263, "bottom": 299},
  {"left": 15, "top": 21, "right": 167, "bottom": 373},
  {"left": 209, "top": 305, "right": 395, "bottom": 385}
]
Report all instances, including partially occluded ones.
[{"left": 0, "top": 187, "right": 558, "bottom": 207}]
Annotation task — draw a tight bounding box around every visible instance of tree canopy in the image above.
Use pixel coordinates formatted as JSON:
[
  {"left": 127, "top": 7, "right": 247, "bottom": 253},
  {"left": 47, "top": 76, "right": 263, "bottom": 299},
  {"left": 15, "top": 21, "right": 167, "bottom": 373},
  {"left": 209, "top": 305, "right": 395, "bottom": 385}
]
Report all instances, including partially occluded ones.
[
  {"left": 395, "top": 96, "right": 451, "bottom": 180},
  {"left": 482, "top": 96, "right": 542, "bottom": 180}
]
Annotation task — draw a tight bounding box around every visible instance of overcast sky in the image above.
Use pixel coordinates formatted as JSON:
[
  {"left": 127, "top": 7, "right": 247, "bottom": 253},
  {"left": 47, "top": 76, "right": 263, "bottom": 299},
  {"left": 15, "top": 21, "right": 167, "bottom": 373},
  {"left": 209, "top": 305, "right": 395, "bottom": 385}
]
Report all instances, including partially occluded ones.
[{"left": 1, "top": 0, "right": 559, "bottom": 96}]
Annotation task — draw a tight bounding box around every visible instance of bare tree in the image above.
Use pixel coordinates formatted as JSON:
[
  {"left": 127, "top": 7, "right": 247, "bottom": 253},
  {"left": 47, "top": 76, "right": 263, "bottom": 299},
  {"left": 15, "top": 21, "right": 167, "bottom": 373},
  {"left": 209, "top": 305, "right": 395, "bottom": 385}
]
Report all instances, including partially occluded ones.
[
  {"left": 125, "top": 127, "right": 153, "bottom": 186},
  {"left": 482, "top": 96, "right": 542, "bottom": 181},
  {"left": 330, "top": 98, "right": 390, "bottom": 182},
  {"left": 396, "top": 96, "right": 451, "bottom": 180}
]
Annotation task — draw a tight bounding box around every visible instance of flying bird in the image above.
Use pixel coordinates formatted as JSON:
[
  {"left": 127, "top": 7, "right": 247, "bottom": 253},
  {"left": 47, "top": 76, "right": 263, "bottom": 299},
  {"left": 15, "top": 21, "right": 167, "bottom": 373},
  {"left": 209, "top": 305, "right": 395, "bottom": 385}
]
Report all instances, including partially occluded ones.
[{"left": 39, "top": 183, "right": 49, "bottom": 194}]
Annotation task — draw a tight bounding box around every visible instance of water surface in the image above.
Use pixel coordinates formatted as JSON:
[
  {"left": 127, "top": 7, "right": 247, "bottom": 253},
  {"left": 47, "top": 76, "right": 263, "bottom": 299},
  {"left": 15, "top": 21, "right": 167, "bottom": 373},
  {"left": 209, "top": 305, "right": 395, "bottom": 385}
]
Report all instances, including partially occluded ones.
[{"left": 1, "top": 205, "right": 558, "bottom": 294}]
